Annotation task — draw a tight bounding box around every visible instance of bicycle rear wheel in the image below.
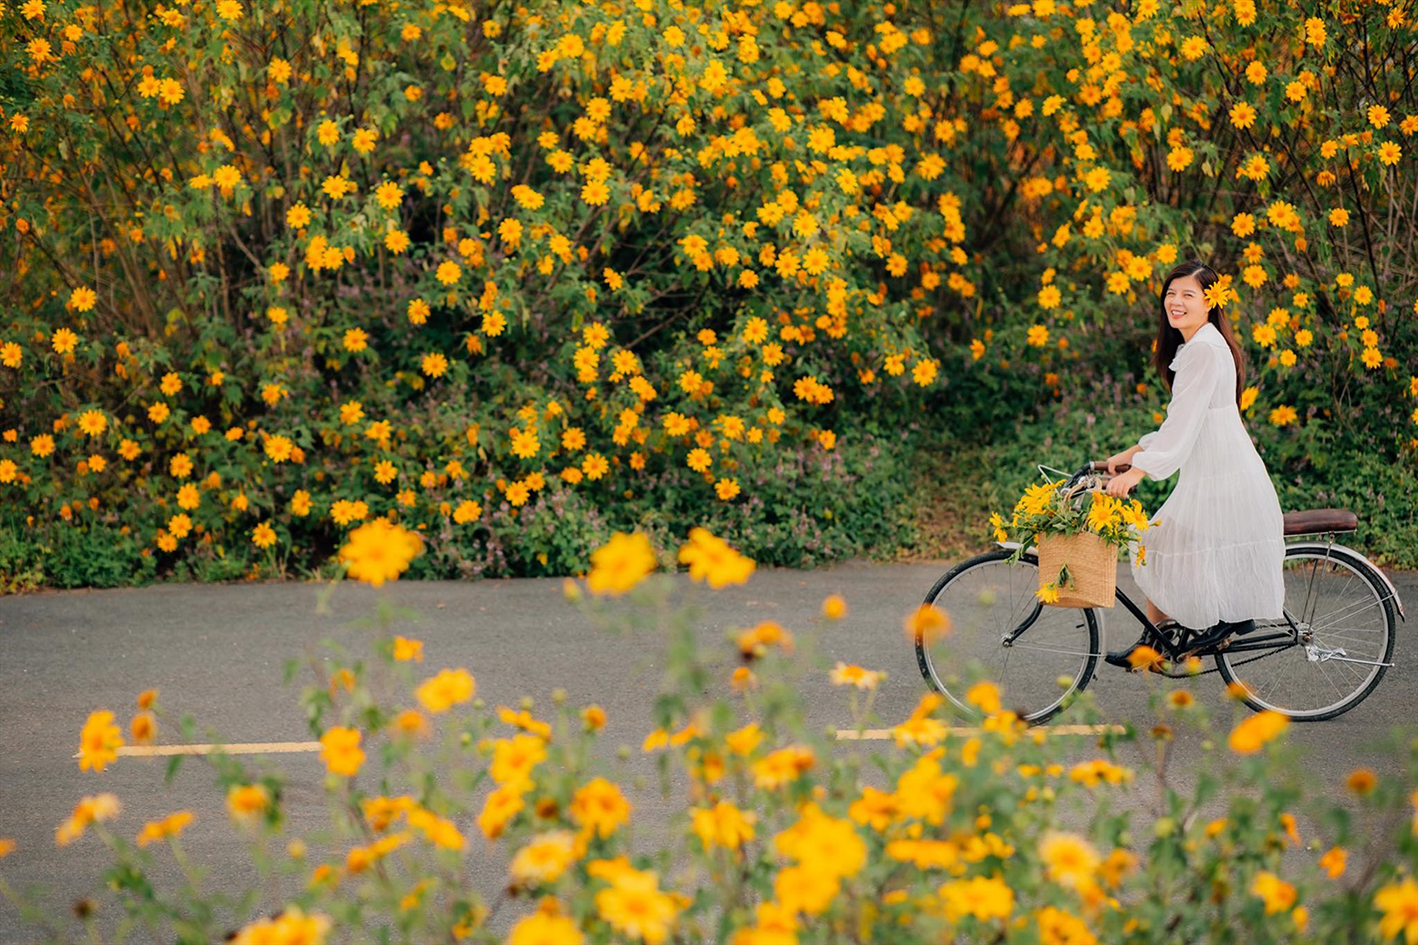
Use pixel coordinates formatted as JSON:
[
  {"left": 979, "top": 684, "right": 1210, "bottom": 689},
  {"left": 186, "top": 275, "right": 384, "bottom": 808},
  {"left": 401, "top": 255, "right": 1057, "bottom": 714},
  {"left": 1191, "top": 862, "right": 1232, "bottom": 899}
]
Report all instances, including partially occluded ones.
[
  {"left": 1215, "top": 544, "right": 1396, "bottom": 720},
  {"left": 915, "top": 549, "right": 1101, "bottom": 724}
]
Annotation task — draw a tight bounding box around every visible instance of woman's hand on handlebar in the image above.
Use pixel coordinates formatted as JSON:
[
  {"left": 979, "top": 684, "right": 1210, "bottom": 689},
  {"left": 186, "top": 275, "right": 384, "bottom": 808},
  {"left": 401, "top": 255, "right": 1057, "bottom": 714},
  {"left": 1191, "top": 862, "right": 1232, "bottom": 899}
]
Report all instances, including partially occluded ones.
[
  {"left": 1104, "top": 446, "right": 1140, "bottom": 476},
  {"left": 1104, "top": 465, "right": 1146, "bottom": 498}
]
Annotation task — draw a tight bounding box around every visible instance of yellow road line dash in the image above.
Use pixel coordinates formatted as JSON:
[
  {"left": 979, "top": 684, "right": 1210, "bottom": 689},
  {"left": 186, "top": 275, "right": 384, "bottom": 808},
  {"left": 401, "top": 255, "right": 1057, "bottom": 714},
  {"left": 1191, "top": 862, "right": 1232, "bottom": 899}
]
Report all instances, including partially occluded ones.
[
  {"left": 836, "top": 724, "right": 1126, "bottom": 740},
  {"left": 73, "top": 742, "right": 321, "bottom": 760}
]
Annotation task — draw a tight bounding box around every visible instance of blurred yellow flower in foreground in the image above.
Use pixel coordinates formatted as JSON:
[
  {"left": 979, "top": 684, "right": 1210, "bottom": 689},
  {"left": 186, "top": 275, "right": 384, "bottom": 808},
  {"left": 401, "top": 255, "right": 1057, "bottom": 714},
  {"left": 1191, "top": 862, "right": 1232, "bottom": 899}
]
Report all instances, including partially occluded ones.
[
  {"left": 136, "top": 811, "right": 193, "bottom": 847},
  {"left": 407, "top": 807, "right": 463, "bottom": 850},
  {"left": 130, "top": 711, "right": 156, "bottom": 744},
  {"left": 226, "top": 784, "right": 270, "bottom": 822},
  {"left": 940, "top": 874, "right": 1014, "bottom": 921},
  {"left": 571, "top": 777, "right": 631, "bottom": 838},
  {"left": 892, "top": 695, "right": 949, "bottom": 748},
  {"left": 737, "top": 621, "right": 794, "bottom": 660},
  {"left": 56, "top": 793, "right": 120, "bottom": 847},
  {"left": 510, "top": 830, "right": 578, "bottom": 884},
  {"left": 392, "top": 636, "right": 423, "bottom": 662},
  {"left": 319, "top": 726, "right": 366, "bottom": 777},
  {"left": 1347, "top": 767, "right": 1378, "bottom": 795},
  {"left": 677, "top": 527, "right": 755, "bottom": 588},
  {"left": 78, "top": 709, "right": 123, "bottom": 773},
  {"left": 1069, "top": 758, "right": 1134, "bottom": 788},
  {"left": 592, "top": 860, "right": 681, "bottom": 944},
  {"left": 1126, "top": 645, "right": 1165, "bottom": 672},
  {"left": 1375, "top": 877, "right": 1418, "bottom": 941},
  {"left": 1228, "top": 709, "right": 1289, "bottom": 754},
  {"left": 751, "top": 746, "right": 816, "bottom": 789},
  {"left": 508, "top": 899, "right": 584, "bottom": 945},
  {"left": 691, "top": 801, "right": 757, "bottom": 851},
  {"left": 830, "top": 662, "right": 885, "bottom": 690},
  {"left": 490, "top": 733, "right": 547, "bottom": 785},
  {"left": 232, "top": 907, "right": 331, "bottom": 945},
  {"left": 965, "top": 680, "right": 1002, "bottom": 714},
  {"left": 416, "top": 668, "right": 476, "bottom": 714},
  {"left": 338, "top": 518, "right": 422, "bottom": 587},
  {"left": 587, "top": 531, "right": 656, "bottom": 596},
  {"left": 1039, "top": 830, "right": 1100, "bottom": 893},
  {"left": 1036, "top": 906, "right": 1096, "bottom": 943},
  {"left": 904, "top": 603, "right": 951, "bottom": 642},
  {"left": 1320, "top": 846, "right": 1347, "bottom": 879},
  {"left": 1251, "top": 870, "right": 1297, "bottom": 914}
]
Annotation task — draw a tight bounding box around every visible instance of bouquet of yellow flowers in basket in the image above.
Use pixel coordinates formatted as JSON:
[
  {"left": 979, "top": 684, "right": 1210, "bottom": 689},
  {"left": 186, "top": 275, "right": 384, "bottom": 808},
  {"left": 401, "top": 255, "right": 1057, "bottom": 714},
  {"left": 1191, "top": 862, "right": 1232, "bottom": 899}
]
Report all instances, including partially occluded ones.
[{"left": 988, "top": 477, "right": 1159, "bottom": 608}]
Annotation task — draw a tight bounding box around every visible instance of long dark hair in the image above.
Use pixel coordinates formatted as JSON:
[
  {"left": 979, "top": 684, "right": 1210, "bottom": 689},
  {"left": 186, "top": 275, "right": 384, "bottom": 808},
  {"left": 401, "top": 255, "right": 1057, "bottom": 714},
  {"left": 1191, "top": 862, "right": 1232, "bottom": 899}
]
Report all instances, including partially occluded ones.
[{"left": 1155, "top": 260, "right": 1246, "bottom": 404}]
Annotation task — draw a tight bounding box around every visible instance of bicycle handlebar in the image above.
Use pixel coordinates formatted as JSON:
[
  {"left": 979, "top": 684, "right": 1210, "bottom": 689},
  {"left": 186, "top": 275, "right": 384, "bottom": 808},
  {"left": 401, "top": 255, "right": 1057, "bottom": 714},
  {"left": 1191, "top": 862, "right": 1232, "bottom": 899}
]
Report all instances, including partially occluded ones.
[
  {"left": 1052, "top": 461, "right": 1133, "bottom": 496},
  {"left": 1038, "top": 461, "right": 1139, "bottom": 503}
]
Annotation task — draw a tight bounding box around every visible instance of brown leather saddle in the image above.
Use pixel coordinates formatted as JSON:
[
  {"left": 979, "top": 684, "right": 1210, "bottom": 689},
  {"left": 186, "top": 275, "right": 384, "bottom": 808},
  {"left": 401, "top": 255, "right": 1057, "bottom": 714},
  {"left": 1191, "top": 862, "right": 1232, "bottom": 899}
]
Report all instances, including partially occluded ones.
[{"left": 1283, "top": 508, "right": 1358, "bottom": 536}]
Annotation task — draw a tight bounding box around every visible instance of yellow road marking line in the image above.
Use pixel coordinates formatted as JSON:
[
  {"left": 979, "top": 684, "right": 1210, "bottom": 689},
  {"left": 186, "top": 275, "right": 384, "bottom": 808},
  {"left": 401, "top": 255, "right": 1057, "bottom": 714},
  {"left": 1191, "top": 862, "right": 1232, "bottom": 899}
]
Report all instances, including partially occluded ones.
[
  {"left": 836, "top": 724, "right": 1126, "bottom": 740},
  {"left": 76, "top": 726, "right": 1127, "bottom": 759},
  {"left": 73, "top": 742, "right": 321, "bottom": 760}
]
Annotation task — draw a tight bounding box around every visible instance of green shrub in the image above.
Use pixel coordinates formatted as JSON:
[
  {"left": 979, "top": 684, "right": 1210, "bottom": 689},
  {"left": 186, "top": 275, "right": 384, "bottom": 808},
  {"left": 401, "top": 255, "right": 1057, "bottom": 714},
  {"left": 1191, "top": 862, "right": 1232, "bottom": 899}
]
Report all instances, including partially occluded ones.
[{"left": 0, "top": 519, "right": 158, "bottom": 590}]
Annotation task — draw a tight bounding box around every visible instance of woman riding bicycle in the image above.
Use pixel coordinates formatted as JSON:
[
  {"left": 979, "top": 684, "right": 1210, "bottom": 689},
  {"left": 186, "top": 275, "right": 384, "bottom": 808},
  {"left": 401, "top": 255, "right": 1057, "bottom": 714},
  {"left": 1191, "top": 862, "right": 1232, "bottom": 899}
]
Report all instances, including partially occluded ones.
[{"left": 1099, "top": 260, "right": 1287, "bottom": 667}]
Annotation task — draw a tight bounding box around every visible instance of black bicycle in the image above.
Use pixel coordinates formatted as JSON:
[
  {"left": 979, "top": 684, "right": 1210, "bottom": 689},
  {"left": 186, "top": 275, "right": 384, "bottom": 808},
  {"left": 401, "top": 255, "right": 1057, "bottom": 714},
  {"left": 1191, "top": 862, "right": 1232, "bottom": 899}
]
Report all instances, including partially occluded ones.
[{"left": 916, "top": 461, "right": 1406, "bottom": 723}]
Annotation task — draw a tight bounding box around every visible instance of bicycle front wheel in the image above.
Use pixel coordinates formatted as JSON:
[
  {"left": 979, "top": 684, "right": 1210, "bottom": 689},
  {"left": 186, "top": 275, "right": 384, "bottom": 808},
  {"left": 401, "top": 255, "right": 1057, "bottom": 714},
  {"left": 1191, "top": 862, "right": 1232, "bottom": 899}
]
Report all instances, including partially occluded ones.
[
  {"left": 1216, "top": 543, "right": 1397, "bottom": 720},
  {"left": 915, "top": 549, "right": 1101, "bottom": 724}
]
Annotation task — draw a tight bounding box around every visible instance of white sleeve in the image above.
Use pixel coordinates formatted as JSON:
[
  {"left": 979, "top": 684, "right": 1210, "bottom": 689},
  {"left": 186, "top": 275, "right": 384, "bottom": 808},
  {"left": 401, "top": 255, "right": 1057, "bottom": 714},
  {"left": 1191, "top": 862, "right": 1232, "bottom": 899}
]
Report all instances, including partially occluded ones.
[
  {"left": 1137, "top": 431, "right": 1158, "bottom": 450},
  {"left": 1131, "top": 344, "right": 1224, "bottom": 481}
]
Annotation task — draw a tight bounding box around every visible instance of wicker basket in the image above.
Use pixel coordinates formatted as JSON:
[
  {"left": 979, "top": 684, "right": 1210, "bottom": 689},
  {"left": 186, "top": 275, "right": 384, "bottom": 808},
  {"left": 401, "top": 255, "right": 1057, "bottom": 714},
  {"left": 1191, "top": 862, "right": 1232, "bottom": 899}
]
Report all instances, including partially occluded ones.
[{"left": 1036, "top": 530, "right": 1117, "bottom": 608}]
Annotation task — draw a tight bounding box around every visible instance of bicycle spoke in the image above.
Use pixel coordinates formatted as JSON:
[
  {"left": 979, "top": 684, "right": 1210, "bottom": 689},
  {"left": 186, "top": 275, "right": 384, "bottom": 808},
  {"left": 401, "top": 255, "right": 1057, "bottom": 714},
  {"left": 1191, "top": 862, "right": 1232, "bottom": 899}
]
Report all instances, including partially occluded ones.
[
  {"left": 1310, "top": 595, "right": 1385, "bottom": 629},
  {"left": 1005, "top": 642, "right": 1101, "bottom": 658},
  {"left": 1311, "top": 627, "right": 1386, "bottom": 647},
  {"left": 917, "top": 552, "right": 1099, "bottom": 724},
  {"left": 1218, "top": 548, "right": 1394, "bottom": 720}
]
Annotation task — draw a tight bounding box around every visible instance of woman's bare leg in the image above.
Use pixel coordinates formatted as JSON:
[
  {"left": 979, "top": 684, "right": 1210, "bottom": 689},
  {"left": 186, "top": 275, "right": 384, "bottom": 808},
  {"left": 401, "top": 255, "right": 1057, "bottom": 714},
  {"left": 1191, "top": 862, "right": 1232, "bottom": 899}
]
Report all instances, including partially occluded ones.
[{"left": 1108, "top": 597, "right": 1172, "bottom": 664}]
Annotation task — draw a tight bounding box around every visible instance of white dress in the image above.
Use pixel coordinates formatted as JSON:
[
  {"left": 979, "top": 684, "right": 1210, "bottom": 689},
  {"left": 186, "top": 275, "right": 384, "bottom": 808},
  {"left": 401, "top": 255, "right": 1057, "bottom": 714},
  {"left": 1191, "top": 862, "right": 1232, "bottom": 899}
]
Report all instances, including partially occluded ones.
[{"left": 1126, "top": 321, "right": 1286, "bottom": 630}]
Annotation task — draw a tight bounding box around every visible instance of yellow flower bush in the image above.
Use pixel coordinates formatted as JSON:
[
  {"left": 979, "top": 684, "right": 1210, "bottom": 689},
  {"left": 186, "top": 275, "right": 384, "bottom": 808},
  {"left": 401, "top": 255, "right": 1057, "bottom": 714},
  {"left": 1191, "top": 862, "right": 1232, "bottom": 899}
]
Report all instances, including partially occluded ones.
[{"left": 3, "top": 0, "right": 1414, "bottom": 587}]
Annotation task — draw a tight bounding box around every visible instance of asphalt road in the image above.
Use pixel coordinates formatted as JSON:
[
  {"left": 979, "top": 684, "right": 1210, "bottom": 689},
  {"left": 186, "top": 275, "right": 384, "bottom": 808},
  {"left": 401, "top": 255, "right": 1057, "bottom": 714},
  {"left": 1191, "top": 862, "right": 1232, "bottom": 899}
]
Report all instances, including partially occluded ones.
[{"left": 0, "top": 559, "right": 1414, "bottom": 941}]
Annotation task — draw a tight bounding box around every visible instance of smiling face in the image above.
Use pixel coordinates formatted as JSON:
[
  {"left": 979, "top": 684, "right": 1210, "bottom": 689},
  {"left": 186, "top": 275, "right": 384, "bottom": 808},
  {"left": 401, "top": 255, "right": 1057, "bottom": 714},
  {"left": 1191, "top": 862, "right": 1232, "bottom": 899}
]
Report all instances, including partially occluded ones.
[{"left": 1162, "top": 273, "right": 1212, "bottom": 341}]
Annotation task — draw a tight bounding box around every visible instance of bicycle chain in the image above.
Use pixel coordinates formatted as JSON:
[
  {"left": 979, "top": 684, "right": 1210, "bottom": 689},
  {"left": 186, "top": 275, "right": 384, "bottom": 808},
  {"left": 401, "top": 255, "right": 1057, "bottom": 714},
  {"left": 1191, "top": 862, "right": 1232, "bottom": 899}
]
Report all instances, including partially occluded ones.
[{"left": 1151, "top": 637, "right": 1285, "bottom": 678}]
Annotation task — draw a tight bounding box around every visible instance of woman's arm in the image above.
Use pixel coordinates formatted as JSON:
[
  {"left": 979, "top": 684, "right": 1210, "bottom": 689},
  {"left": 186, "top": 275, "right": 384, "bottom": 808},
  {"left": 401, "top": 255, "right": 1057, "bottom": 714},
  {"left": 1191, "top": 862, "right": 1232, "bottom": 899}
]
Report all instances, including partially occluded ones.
[{"left": 1130, "top": 344, "right": 1225, "bottom": 481}]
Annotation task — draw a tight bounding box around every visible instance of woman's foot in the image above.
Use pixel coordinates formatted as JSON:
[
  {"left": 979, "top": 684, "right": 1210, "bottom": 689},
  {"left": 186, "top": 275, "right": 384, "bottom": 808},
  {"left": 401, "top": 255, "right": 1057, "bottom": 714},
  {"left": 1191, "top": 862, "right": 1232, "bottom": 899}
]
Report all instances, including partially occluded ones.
[
  {"left": 1193, "top": 618, "right": 1258, "bottom": 650},
  {"left": 1104, "top": 619, "right": 1180, "bottom": 669}
]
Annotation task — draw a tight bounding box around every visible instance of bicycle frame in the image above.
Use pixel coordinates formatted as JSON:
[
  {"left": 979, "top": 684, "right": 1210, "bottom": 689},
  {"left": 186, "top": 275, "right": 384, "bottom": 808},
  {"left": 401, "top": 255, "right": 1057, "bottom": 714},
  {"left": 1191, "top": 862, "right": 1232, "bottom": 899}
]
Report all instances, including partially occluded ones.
[
  {"left": 994, "top": 539, "right": 1300, "bottom": 663},
  {"left": 1109, "top": 587, "right": 1301, "bottom": 664}
]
